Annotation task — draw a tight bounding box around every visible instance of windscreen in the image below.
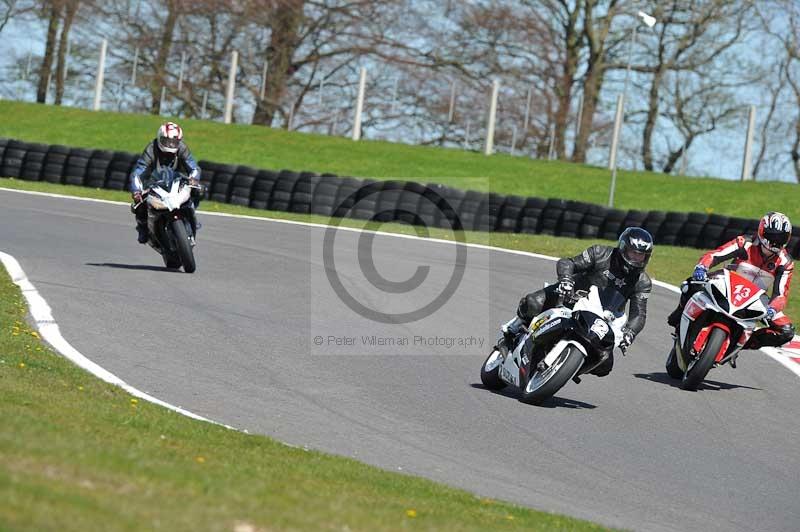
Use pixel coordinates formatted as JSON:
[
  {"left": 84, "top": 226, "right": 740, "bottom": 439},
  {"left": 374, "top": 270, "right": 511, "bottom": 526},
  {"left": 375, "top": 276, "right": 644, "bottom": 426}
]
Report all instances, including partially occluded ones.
[
  {"left": 151, "top": 168, "right": 176, "bottom": 189},
  {"left": 597, "top": 286, "right": 627, "bottom": 316}
]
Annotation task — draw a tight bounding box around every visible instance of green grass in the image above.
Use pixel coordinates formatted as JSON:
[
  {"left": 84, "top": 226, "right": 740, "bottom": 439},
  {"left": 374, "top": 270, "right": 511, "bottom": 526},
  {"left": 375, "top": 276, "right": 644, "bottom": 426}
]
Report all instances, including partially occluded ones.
[
  {"left": 0, "top": 263, "right": 616, "bottom": 531},
  {"left": 1, "top": 100, "right": 797, "bottom": 220}
]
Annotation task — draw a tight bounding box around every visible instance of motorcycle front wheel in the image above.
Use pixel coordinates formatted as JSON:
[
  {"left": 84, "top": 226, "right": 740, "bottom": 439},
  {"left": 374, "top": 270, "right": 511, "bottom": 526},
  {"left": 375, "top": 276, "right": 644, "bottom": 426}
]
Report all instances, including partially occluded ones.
[
  {"left": 682, "top": 327, "right": 727, "bottom": 391},
  {"left": 665, "top": 343, "right": 683, "bottom": 379},
  {"left": 480, "top": 345, "right": 507, "bottom": 390},
  {"left": 171, "top": 218, "right": 196, "bottom": 273},
  {"left": 520, "top": 344, "right": 583, "bottom": 405}
]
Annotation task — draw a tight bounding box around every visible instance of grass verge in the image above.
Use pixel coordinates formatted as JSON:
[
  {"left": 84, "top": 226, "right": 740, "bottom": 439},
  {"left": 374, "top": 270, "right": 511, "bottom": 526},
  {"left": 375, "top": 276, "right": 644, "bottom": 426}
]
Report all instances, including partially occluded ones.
[{"left": 1, "top": 100, "right": 797, "bottom": 220}]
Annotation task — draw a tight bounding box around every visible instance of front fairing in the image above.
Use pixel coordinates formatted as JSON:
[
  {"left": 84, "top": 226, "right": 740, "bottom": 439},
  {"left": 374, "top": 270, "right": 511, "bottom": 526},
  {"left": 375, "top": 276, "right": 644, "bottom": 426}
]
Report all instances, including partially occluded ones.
[{"left": 147, "top": 178, "right": 191, "bottom": 212}]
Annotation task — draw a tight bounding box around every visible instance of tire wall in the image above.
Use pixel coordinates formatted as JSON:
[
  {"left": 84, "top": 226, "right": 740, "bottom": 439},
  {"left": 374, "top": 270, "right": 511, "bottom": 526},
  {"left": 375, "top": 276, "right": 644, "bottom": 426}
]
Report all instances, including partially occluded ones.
[{"left": 0, "top": 137, "right": 782, "bottom": 255}]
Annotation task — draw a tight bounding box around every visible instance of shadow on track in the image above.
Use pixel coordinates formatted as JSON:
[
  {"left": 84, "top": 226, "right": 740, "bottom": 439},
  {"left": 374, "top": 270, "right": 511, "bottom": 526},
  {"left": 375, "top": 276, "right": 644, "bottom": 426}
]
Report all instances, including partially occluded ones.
[
  {"left": 633, "top": 372, "right": 762, "bottom": 392},
  {"left": 470, "top": 383, "right": 596, "bottom": 409},
  {"left": 86, "top": 262, "right": 179, "bottom": 273}
]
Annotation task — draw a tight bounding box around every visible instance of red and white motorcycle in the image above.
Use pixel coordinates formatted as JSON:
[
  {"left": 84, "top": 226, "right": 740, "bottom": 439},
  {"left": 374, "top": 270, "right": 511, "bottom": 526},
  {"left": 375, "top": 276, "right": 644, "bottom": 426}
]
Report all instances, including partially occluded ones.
[{"left": 667, "top": 267, "right": 769, "bottom": 390}]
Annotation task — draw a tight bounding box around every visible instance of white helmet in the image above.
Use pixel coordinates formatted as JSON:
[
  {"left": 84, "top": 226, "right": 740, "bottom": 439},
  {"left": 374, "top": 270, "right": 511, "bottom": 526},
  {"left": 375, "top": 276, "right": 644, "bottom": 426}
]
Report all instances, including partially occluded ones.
[{"left": 157, "top": 122, "right": 183, "bottom": 154}]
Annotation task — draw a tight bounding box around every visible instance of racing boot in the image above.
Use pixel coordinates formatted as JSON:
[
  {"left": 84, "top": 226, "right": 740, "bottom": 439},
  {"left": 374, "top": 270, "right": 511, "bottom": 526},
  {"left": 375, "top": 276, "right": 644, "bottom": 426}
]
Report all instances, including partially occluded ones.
[
  {"left": 136, "top": 222, "right": 149, "bottom": 244},
  {"left": 501, "top": 315, "right": 526, "bottom": 348},
  {"left": 666, "top": 304, "right": 682, "bottom": 328}
]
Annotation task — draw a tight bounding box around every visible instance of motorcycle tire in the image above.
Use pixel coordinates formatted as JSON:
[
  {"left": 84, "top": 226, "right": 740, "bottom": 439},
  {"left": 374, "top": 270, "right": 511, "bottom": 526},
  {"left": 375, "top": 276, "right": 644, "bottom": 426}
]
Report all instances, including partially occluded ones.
[
  {"left": 163, "top": 253, "right": 181, "bottom": 269},
  {"left": 520, "top": 344, "right": 583, "bottom": 405},
  {"left": 171, "top": 218, "right": 196, "bottom": 273},
  {"left": 480, "top": 346, "right": 507, "bottom": 390},
  {"left": 665, "top": 343, "right": 683, "bottom": 379},
  {"left": 681, "top": 327, "right": 726, "bottom": 391}
]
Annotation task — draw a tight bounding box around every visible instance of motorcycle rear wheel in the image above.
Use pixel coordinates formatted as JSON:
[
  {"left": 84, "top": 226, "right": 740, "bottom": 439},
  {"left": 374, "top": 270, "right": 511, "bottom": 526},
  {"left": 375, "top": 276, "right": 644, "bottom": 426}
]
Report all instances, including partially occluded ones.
[
  {"left": 520, "top": 344, "right": 583, "bottom": 405},
  {"left": 681, "top": 328, "right": 726, "bottom": 391}
]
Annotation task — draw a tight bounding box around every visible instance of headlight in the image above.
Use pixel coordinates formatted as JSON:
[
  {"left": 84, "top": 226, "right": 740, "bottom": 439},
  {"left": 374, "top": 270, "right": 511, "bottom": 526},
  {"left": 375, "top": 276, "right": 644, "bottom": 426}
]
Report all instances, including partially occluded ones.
[
  {"left": 147, "top": 196, "right": 166, "bottom": 210},
  {"left": 733, "top": 308, "right": 766, "bottom": 319}
]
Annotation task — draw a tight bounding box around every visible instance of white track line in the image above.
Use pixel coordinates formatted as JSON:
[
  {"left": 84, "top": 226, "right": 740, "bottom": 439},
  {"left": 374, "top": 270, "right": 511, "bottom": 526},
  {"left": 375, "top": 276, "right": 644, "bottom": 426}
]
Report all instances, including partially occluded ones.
[{"left": 1, "top": 186, "right": 797, "bottom": 423}]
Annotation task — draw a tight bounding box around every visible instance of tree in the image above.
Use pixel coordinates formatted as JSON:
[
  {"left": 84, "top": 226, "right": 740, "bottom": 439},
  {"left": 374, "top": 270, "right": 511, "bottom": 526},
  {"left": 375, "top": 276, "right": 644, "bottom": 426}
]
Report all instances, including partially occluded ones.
[{"left": 36, "top": 1, "right": 61, "bottom": 103}]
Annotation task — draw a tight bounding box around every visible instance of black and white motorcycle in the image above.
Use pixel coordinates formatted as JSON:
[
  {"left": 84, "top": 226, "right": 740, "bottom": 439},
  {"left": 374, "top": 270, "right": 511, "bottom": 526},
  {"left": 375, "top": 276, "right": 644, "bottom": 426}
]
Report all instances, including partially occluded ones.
[
  {"left": 480, "top": 285, "right": 628, "bottom": 404},
  {"left": 135, "top": 168, "right": 199, "bottom": 273}
]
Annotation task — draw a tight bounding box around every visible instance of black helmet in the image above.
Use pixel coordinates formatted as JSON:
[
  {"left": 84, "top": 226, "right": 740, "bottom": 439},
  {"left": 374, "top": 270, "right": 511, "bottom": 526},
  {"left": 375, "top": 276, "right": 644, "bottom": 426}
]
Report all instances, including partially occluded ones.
[{"left": 618, "top": 227, "right": 654, "bottom": 270}]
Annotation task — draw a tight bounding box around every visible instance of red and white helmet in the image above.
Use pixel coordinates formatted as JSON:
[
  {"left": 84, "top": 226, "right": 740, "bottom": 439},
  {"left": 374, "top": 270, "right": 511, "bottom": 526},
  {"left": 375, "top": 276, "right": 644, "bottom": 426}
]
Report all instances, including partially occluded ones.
[
  {"left": 757, "top": 211, "right": 792, "bottom": 253},
  {"left": 157, "top": 122, "right": 183, "bottom": 154}
]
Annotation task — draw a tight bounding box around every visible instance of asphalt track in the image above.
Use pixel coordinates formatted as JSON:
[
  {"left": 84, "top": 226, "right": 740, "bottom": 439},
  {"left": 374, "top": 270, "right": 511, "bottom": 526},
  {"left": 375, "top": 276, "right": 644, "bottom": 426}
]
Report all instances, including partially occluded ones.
[{"left": 2, "top": 189, "right": 799, "bottom": 532}]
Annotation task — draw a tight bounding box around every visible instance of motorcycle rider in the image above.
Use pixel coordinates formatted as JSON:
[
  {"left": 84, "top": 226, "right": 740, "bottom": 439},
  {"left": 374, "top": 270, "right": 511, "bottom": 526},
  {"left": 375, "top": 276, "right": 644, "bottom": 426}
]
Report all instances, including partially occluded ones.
[
  {"left": 667, "top": 211, "right": 795, "bottom": 349},
  {"left": 130, "top": 122, "right": 202, "bottom": 243},
  {"left": 501, "top": 227, "right": 654, "bottom": 377}
]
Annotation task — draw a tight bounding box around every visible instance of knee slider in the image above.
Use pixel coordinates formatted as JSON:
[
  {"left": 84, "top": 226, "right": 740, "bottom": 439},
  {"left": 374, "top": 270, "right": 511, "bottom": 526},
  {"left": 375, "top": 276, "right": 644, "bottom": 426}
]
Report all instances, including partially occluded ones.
[{"left": 778, "top": 323, "right": 795, "bottom": 343}]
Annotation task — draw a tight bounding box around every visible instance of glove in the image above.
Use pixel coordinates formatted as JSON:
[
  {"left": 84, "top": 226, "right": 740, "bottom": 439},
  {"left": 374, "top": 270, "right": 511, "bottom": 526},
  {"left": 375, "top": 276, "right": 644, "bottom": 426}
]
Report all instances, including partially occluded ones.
[
  {"left": 189, "top": 178, "right": 199, "bottom": 187},
  {"left": 132, "top": 191, "right": 143, "bottom": 204},
  {"left": 557, "top": 278, "right": 574, "bottom": 297},
  {"left": 766, "top": 307, "right": 777, "bottom": 321},
  {"left": 692, "top": 265, "right": 708, "bottom": 281},
  {"left": 619, "top": 328, "right": 635, "bottom": 353}
]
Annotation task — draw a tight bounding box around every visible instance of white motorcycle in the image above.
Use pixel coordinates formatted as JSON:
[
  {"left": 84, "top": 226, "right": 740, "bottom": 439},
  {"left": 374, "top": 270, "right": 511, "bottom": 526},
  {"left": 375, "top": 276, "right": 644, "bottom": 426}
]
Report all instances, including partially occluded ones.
[
  {"left": 481, "top": 285, "right": 628, "bottom": 405},
  {"left": 136, "top": 168, "right": 199, "bottom": 273},
  {"left": 666, "top": 267, "right": 769, "bottom": 390}
]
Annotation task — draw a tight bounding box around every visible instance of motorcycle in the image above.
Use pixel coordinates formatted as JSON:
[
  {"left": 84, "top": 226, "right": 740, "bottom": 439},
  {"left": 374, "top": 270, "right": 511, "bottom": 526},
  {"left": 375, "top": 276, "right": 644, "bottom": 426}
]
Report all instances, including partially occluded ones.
[
  {"left": 134, "top": 168, "right": 199, "bottom": 273},
  {"left": 666, "top": 267, "right": 769, "bottom": 390},
  {"left": 480, "top": 285, "right": 629, "bottom": 405}
]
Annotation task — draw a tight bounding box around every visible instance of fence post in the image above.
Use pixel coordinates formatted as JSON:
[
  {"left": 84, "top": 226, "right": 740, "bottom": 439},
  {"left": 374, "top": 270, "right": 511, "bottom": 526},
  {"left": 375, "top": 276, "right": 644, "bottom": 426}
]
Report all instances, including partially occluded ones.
[
  {"left": 63, "top": 39, "right": 71, "bottom": 83},
  {"left": 224, "top": 50, "right": 238, "bottom": 124},
  {"left": 607, "top": 93, "right": 624, "bottom": 207},
  {"left": 608, "top": 93, "right": 624, "bottom": 170},
  {"left": 318, "top": 77, "right": 325, "bottom": 106},
  {"left": 390, "top": 77, "right": 399, "bottom": 114},
  {"left": 448, "top": 81, "right": 457, "bottom": 123},
  {"left": 201, "top": 90, "right": 208, "bottom": 119},
  {"left": 159, "top": 86, "right": 166, "bottom": 115},
  {"left": 523, "top": 87, "right": 532, "bottom": 131},
  {"left": 287, "top": 104, "right": 294, "bottom": 131},
  {"left": 178, "top": 51, "right": 186, "bottom": 92},
  {"left": 680, "top": 144, "right": 689, "bottom": 176},
  {"left": 741, "top": 105, "right": 756, "bottom": 181},
  {"left": 259, "top": 61, "right": 268, "bottom": 101},
  {"left": 484, "top": 80, "right": 499, "bottom": 156},
  {"left": 352, "top": 67, "right": 367, "bottom": 141},
  {"left": 93, "top": 39, "right": 107, "bottom": 111},
  {"left": 130, "top": 46, "right": 139, "bottom": 85},
  {"left": 575, "top": 93, "right": 583, "bottom": 144},
  {"left": 510, "top": 126, "right": 517, "bottom": 156}
]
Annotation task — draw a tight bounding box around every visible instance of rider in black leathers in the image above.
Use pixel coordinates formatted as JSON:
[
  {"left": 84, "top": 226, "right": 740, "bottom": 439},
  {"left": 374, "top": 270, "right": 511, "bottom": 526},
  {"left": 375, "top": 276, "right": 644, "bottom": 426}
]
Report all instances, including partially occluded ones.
[
  {"left": 502, "top": 227, "right": 654, "bottom": 377},
  {"left": 130, "top": 122, "right": 201, "bottom": 243}
]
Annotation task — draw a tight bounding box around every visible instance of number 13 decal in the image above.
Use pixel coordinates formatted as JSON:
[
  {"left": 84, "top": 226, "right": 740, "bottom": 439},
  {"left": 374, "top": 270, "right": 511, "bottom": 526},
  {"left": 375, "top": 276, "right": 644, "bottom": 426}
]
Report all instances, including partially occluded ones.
[{"left": 733, "top": 284, "right": 751, "bottom": 304}]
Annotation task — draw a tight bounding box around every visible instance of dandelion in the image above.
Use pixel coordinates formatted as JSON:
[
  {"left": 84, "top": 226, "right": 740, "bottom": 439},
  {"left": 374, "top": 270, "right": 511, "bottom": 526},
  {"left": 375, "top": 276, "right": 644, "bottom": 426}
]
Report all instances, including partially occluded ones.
[
  {"left": 405, "top": 510, "right": 417, "bottom": 518},
  {"left": 78, "top": 385, "right": 84, "bottom": 391},
  {"left": 18, "top": 362, "right": 25, "bottom": 368},
  {"left": 505, "top": 515, "right": 515, "bottom": 521},
  {"left": 130, "top": 398, "right": 139, "bottom": 405},
  {"left": 30, "top": 331, "right": 39, "bottom": 339},
  {"left": 195, "top": 456, "right": 206, "bottom": 463}
]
